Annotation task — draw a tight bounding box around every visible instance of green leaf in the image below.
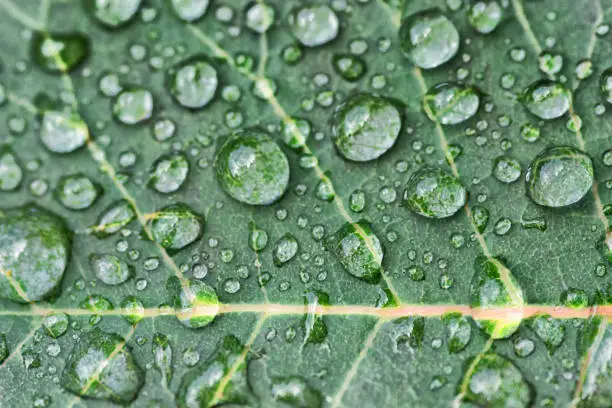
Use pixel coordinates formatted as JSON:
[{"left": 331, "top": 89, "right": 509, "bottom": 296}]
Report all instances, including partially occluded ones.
[{"left": 1, "top": 0, "right": 612, "bottom": 406}]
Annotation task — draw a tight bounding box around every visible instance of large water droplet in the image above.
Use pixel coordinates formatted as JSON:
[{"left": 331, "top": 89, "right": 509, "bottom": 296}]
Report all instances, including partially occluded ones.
[
  {"left": 169, "top": 57, "right": 218, "bottom": 109},
  {"left": 148, "top": 204, "right": 204, "bottom": 251},
  {"left": 288, "top": 5, "right": 339, "bottom": 47},
  {"left": 525, "top": 146, "right": 593, "bottom": 207},
  {"left": 399, "top": 9, "right": 459, "bottom": 69},
  {"left": 404, "top": 167, "right": 466, "bottom": 219},
  {"left": 423, "top": 82, "right": 480, "bottom": 125},
  {"left": 55, "top": 174, "right": 101, "bottom": 210},
  {"left": 332, "top": 94, "right": 401, "bottom": 162},
  {"left": 469, "top": 256, "right": 524, "bottom": 339},
  {"left": 170, "top": 0, "right": 209, "bottom": 22},
  {"left": 61, "top": 328, "right": 144, "bottom": 403},
  {"left": 0, "top": 205, "right": 71, "bottom": 302},
  {"left": 521, "top": 80, "right": 571, "bottom": 119},
  {"left": 40, "top": 110, "right": 89, "bottom": 153},
  {"left": 31, "top": 32, "right": 89, "bottom": 74},
  {"left": 215, "top": 129, "right": 290, "bottom": 205},
  {"left": 326, "top": 220, "right": 383, "bottom": 283}
]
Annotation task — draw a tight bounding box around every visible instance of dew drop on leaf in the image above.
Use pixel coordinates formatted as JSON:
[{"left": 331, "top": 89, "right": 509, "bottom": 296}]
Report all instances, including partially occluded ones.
[
  {"left": 600, "top": 67, "right": 612, "bottom": 103},
  {"left": 169, "top": 57, "right": 218, "bottom": 109},
  {"left": 149, "top": 153, "right": 190, "bottom": 194},
  {"left": 271, "top": 376, "right": 322, "bottom": 408},
  {"left": 404, "top": 167, "right": 466, "bottom": 219},
  {"left": 303, "top": 290, "right": 329, "bottom": 344},
  {"left": 90, "top": 253, "right": 132, "bottom": 285},
  {"left": 468, "top": 1, "right": 502, "bottom": 34},
  {"left": 55, "top": 174, "right": 101, "bottom": 210},
  {"left": 493, "top": 156, "right": 521, "bottom": 184},
  {"left": 93, "top": 200, "right": 135, "bottom": 237},
  {"left": 152, "top": 333, "right": 172, "bottom": 385},
  {"left": 113, "top": 88, "right": 154, "bottom": 125},
  {"left": 0, "top": 205, "right": 71, "bottom": 302},
  {"left": 513, "top": 337, "right": 535, "bottom": 358},
  {"left": 148, "top": 204, "right": 204, "bottom": 251},
  {"left": 170, "top": 0, "right": 209, "bottom": 22},
  {"left": 215, "top": 129, "right": 290, "bottom": 205},
  {"left": 525, "top": 146, "right": 593, "bottom": 208},
  {"left": 61, "top": 328, "right": 144, "bottom": 403},
  {"left": 246, "top": 2, "right": 275, "bottom": 33},
  {"left": 273, "top": 233, "right": 299, "bottom": 267},
  {"left": 121, "top": 295, "right": 145, "bottom": 324},
  {"left": 529, "top": 314, "right": 565, "bottom": 354},
  {"left": 326, "top": 220, "right": 383, "bottom": 283},
  {"left": 42, "top": 312, "right": 69, "bottom": 338},
  {"left": 0, "top": 149, "right": 23, "bottom": 191},
  {"left": 332, "top": 54, "right": 367, "bottom": 81},
  {"left": 169, "top": 278, "right": 219, "bottom": 329},
  {"left": 399, "top": 9, "right": 459, "bottom": 69},
  {"left": 87, "top": 0, "right": 142, "bottom": 28},
  {"left": 282, "top": 118, "right": 310, "bottom": 149},
  {"left": 423, "top": 82, "right": 480, "bottom": 125},
  {"left": 248, "top": 222, "right": 268, "bottom": 252},
  {"left": 460, "top": 352, "right": 532, "bottom": 407},
  {"left": 561, "top": 288, "right": 588, "bottom": 308},
  {"left": 288, "top": 5, "right": 339, "bottom": 48},
  {"left": 469, "top": 256, "right": 524, "bottom": 339},
  {"left": 40, "top": 110, "right": 89, "bottom": 153},
  {"left": 332, "top": 94, "right": 402, "bottom": 162},
  {"left": 443, "top": 313, "right": 471, "bottom": 353},
  {"left": 538, "top": 51, "right": 564, "bottom": 75},
  {"left": 31, "top": 32, "right": 89, "bottom": 74},
  {"left": 521, "top": 80, "right": 571, "bottom": 120}
]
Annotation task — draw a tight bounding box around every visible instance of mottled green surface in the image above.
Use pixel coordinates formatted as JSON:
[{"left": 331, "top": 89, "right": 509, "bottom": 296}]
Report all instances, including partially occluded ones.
[{"left": 0, "top": 0, "right": 612, "bottom": 407}]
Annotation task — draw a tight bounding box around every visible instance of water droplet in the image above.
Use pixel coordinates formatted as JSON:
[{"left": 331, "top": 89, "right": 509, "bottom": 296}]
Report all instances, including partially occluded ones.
[
  {"left": 332, "top": 94, "right": 401, "bottom": 162},
  {"left": 399, "top": 9, "right": 459, "bottom": 69},
  {"left": 520, "top": 122, "right": 540, "bottom": 143},
  {"left": 246, "top": 2, "right": 275, "bottom": 33},
  {"left": 121, "top": 296, "right": 144, "bottom": 324},
  {"left": 333, "top": 54, "right": 367, "bottom": 81},
  {"left": 288, "top": 5, "right": 339, "bottom": 47},
  {"left": 93, "top": 200, "right": 135, "bottom": 237},
  {"left": 513, "top": 337, "right": 535, "bottom": 357},
  {"left": 0, "top": 205, "right": 71, "bottom": 302},
  {"left": 526, "top": 146, "right": 593, "bottom": 207},
  {"left": 87, "top": 0, "right": 142, "bottom": 28},
  {"left": 493, "top": 156, "right": 521, "bottom": 184},
  {"left": 31, "top": 32, "right": 89, "bottom": 73},
  {"left": 494, "top": 218, "right": 512, "bottom": 236},
  {"left": 326, "top": 220, "right": 383, "bottom": 283},
  {"left": 55, "top": 174, "right": 101, "bottom": 210},
  {"left": 538, "top": 51, "right": 563, "bottom": 75},
  {"left": 423, "top": 82, "right": 480, "bottom": 125},
  {"left": 404, "top": 167, "right": 467, "bottom": 219},
  {"left": 170, "top": 0, "right": 209, "bottom": 22},
  {"left": 40, "top": 110, "right": 89, "bottom": 153},
  {"left": 113, "top": 88, "right": 154, "bottom": 125},
  {"left": 148, "top": 204, "right": 204, "bottom": 251},
  {"left": 90, "top": 253, "right": 132, "bottom": 285},
  {"left": 349, "top": 189, "right": 366, "bottom": 212},
  {"left": 61, "top": 328, "right": 144, "bottom": 403},
  {"left": 521, "top": 80, "right": 571, "bottom": 120},
  {"left": 273, "top": 234, "right": 298, "bottom": 266},
  {"left": 152, "top": 333, "right": 172, "bottom": 385},
  {"left": 461, "top": 352, "right": 532, "bottom": 407},
  {"left": 303, "top": 290, "right": 329, "bottom": 344},
  {"left": 169, "top": 278, "right": 219, "bottom": 328},
  {"left": 529, "top": 315, "right": 565, "bottom": 354},
  {"left": 444, "top": 313, "right": 471, "bottom": 353},
  {"left": 561, "top": 288, "right": 588, "bottom": 308},
  {"left": 169, "top": 57, "right": 218, "bottom": 109},
  {"left": 468, "top": 1, "right": 502, "bottom": 34},
  {"left": 469, "top": 256, "right": 524, "bottom": 339},
  {"left": 0, "top": 150, "right": 23, "bottom": 191},
  {"left": 272, "top": 377, "right": 322, "bottom": 407},
  {"left": 282, "top": 118, "right": 310, "bottom": 149},
  {"left": 152, "top": 118, "right": 176, "bottom": 141},
  {"left": 575, "top": 59, "right": 593, "bottom": 80},
  {"left": 215, "top": 129, "right": 290, "bottom": 205},
  {"left": 392, "top": 317, "right": 425, "bottom": 350},
  {"left": 149, "top": 153, "right": 189, "bottom": 194},
  {"left": 177, "top": 336, "right": 256, "bottom": 406},
  {"left": 42, "top": 312, "right": 69, "bottom": 338}
]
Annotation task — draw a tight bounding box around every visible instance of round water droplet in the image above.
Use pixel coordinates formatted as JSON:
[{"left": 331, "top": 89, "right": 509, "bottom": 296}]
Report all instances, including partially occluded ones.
[
  {"left": 423, "top": 82, "right": 480, "bottom": 125},
  {"left": 31, "top": 32, "right": 90, "bottom": 74},
  {"left": 149, "top": 153, "right": 189, "bottom": 194},
  {"left": 522, "top": 80, "right": 571, "bottom": 120},
  {"left": 399, "top": 9, "right": 459, "bottom": 69},
  {"left": 174, "top": 279, "right": 219, "bottom": 328},
  {"left": 121, "top": 296, "right": 145, "bottom": 324},
  {"left": 40, "top": 111, "right": 89, "bottom": 153},
  {"left": 93, "top": 200, "right": 135, "bottom": 237},
  {"left": 87, "top": 0, "right": 142, "bottom": 28},
  {"left": 55, "top": 174, "right": 101, "bottom": 210},
  {"left": 273, "top": 234, "right": 298, "bottom": 266},
  {"left": 170, "top": 0, "right": 209, "bottom": 21},
  {"left": 404, "top": 167, "right": 466, "bottom": 219},
  {"left": 42, "top": 312, "right": 69, "bottom": 338},
  {"left": 538, "top": 51, "right": 563, "bottom": 75},
  {"left": 333, "top": 54, "right": 367, "bottom": 81},
  {"left": 148, "top": 204, "right": 204, "bottom": 251},
  {"left": 468, "top": 1, "right": 502, "bottom": 34},
  {"left": 215, "top": 129, "right": 290, "bottom": 205},
  {"left": 575, "top": 59, "right": 593, "bottom": 80},
  {"left": 61, "top": 328, "right": 144, "bottom": 403},
  {"left": 0, "top": 150, "right": 23, "bottom": 191},
  {"left": 513, "top": 337, "right": 535, "bottom": 357},
  {"left": 444, "top": 314, "right": 471, "bottom": 353},
  {"left": 288, "top": 5, "right": 339, "bottom": 47},
  {"left": 525, "top": 146, "right": 593, "bottom": 207},
  {"left": 332, "top": 94, "right": 401, "bottom": 162},
  {"left": 246, "top": 2, "right": 275, "bottom": 33},
  {"left": 529, "top": 315, "right": 565, "bottom": 354},
  {"left": 493, "top": 156, "right": 521, "bottom": 184},
  {"left": 326, "top": 220, "right": 383, "bottom": 283},
  {"left": 0, "top": 205, "right": 71, "bottom": 302},
  {"left": 520, "top": 123, "right": 540, "bottom": 143},
  {"left": 113, "top": 88, "right": 154, "bottom": 125},
  {"left": 600, "top": 68, "right": 612, "bottom": 104},
  {"left": 271, "top": 377, "right": 322, "bottom": 408},
  {"left": 90, "top": 253, "right": 132, "bottom": 285},
  {"left": 169, "top": 57, "right": 218, "bottom": 109}
]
